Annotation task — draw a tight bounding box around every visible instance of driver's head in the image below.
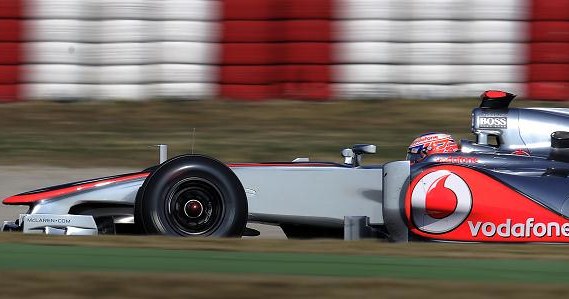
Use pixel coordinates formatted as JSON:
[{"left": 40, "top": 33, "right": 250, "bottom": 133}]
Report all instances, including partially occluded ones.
[{"left": 407, "top": 132, "right": 459, "bottom": 164}]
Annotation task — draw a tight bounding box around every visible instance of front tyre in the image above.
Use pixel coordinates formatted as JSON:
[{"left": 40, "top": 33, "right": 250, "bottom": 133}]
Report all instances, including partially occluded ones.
[{"left": 135, "top": 155, "right": 247, "bottom": 237}]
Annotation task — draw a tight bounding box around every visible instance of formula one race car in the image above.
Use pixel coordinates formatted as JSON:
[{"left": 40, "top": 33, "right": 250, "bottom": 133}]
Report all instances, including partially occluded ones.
[{"left": 3, "top": 90, "right": 569, "bottom": 243}]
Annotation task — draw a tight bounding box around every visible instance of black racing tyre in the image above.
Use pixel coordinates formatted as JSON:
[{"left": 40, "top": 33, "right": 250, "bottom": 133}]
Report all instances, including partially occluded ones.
[{"left": 135, "top": 155, "right": 247, "bottom": 237}]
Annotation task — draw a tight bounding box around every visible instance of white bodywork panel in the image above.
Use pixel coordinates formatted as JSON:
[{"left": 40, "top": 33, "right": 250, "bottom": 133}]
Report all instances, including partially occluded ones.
[{"left": 233, "top": 166, "right": 384, "bottom": 226}]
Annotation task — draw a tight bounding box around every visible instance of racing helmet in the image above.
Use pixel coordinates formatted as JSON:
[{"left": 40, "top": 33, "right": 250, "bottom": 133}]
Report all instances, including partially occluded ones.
[{"left": 407, "top": 132, "right": 459, "bottom": 163}]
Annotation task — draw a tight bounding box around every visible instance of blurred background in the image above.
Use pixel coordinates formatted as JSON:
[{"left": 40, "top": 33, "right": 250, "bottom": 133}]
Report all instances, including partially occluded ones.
[
  {"left": 0, "top": 0, "right": 568, "bottom": 167},
  {"left": 0, "top": 0, "right": 569, "bottom": 166},
  {"left": 0, "top": 0, "right": 568, "bottom": 102}
]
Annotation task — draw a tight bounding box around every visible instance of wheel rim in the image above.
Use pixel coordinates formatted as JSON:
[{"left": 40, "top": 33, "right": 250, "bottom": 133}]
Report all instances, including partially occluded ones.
[{"left": 165, "top": 177, "right": 224, "bottom": 235}]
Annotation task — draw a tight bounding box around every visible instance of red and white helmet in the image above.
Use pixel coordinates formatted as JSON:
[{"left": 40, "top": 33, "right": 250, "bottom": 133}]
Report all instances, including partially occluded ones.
[{"left": 407, "top": 133, "right": 459, "bottom": 163}]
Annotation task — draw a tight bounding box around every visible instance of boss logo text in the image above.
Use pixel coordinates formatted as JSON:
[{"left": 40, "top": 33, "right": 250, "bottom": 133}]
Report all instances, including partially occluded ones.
[{"left": 478, "top": 117, "right": 507, "bottom": 128}]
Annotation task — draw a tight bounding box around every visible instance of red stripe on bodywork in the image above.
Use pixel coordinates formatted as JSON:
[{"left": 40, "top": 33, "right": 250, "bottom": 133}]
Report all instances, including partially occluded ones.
[
  {"left": 228, "top": 162, "right": 338, "bottom": 168},
  {"left": 3, "top": 173, "right": 149, "bottom": 205}
]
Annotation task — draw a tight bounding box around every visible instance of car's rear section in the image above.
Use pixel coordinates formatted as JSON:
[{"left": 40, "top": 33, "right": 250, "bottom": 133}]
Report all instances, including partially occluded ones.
[
  {"left": 383, "top": 91, "right": 569, "bottom": 242},
  {"left": 383, "top": 160, "right": 569, "bottom": 243},
  {"left": 409, "top": 164, "right": 569, "bottom": 242}
]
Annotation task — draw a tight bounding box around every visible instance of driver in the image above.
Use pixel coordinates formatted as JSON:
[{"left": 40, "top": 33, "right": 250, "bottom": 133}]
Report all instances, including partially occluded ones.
[{"left": 406, "top": 132, "right": 459, "bottom": 164}]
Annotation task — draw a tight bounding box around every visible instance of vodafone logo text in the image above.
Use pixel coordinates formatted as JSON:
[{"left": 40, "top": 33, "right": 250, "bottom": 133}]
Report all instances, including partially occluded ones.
[
  {"left": 469, "top": 218, "right": 569, "bottom": 238},
  {"left": 411, "top": 170, "right": 472, "bottom": 234}
]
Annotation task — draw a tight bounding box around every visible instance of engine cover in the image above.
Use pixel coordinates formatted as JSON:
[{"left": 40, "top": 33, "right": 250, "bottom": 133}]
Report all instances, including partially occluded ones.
[{"left": 472, "top": 107, "right": 569, "bottom": 157}]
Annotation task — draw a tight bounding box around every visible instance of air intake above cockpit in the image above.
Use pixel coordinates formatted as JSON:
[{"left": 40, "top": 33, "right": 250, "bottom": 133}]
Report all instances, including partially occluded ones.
[{"left": 480, "top": 90, "right": 516, "bottom": 109}]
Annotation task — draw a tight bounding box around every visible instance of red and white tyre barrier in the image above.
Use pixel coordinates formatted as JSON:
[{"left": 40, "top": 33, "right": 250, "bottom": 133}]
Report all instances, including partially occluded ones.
[{"left": 1, "top": 0, "right": 568, "bottom": 101}]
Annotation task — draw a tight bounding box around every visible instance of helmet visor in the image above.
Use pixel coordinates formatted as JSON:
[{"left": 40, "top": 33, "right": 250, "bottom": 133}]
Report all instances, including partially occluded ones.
[
  {"left": 406, "top": 152, "right": 424, "bottom": 163},
  {"left": 406, "top": 145, "right": 426, "bottom": 163}
]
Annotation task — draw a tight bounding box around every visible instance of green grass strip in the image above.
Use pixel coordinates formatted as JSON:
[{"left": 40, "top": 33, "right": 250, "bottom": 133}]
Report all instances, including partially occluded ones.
[{"left": 1, "top": 243, "right": 568, "bottom": 283}]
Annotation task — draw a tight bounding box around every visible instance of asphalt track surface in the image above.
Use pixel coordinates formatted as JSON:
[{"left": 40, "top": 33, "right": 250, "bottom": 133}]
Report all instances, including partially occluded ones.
[
  {"left": 2, "top": 243, "right": 569, "bottom": 283},
  {"left": 0, "top": 166, "right": 286, "bottom": 238}
]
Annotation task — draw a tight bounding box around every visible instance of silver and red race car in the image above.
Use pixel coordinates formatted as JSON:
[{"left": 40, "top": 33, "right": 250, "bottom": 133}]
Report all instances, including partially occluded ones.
[{"left": 3, "top": 90, "right": 569, "bottom": 242}]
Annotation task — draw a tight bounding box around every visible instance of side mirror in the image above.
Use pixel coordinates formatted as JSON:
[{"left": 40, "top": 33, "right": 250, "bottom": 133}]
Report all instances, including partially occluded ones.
[
  {"left": 352, "top": 144, "right": 376, "bottom": 155},
  {"left": 342, "top": 144, "right": 377, "bottom": 167}
]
